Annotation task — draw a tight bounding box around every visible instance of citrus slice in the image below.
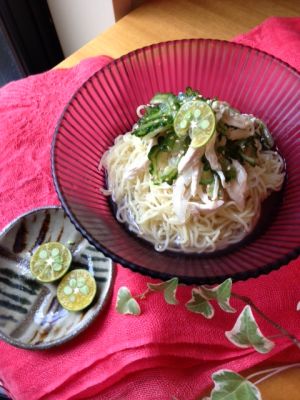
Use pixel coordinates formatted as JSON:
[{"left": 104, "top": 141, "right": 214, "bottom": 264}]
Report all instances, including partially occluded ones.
[
  {"left": 30, "top": 242, "right": 72, "bottom": 283},
  {"left": 174, "top": 100, "right": 216, "bottom": 148},
  {"left": 57, "top": 269, "right": 97, "bottom": 311}
]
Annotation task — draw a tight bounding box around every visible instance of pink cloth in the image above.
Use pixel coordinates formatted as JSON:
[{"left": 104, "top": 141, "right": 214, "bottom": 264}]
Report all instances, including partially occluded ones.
[
  {"left": 0, "top": 17, "right": 300, "bottom": 400},
  {"left": 234, "top": 16, "right": 300, "bottom": 71}
]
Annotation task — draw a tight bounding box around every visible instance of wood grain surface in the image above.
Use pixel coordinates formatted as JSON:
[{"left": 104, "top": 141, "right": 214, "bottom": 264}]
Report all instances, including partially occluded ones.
[{"left": 58, "top": 0, "right": 300, "bottom": 68}]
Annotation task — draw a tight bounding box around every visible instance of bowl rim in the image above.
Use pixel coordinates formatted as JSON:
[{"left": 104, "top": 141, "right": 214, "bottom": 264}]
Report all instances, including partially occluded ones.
[
  {"left": 51, "top": 38, "right": 300, "bottom": 285},
  {"left": 0, "top": 206, "right": 115, "bottom": 350}
]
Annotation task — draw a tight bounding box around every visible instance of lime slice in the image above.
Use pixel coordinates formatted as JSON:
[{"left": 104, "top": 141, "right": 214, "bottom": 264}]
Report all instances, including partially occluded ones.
[
  {"left": 174, "top": 100, "right": 216, "bottom": 148},
  {"left": 30, "top": 242, "right": 72, "bottom": 283},
  {"left": 57, "top": 269, "right": 97, "bottom": 311}
]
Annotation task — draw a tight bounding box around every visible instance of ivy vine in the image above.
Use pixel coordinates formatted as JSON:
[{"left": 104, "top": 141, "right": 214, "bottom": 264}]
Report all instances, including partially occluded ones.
[{"left": 115, "top": 278, "right": 300, "bottom": 399}]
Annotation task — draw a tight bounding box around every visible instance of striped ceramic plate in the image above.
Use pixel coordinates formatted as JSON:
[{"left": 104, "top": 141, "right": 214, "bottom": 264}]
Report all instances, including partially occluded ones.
[{"left": 0, "top": 206, "right": 114, "bottom": 350}]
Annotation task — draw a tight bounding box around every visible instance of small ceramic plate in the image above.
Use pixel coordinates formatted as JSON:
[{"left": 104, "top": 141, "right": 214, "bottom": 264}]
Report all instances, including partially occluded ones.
[{"left": 0, "top": 206, "right": 114, "bottom": 350}]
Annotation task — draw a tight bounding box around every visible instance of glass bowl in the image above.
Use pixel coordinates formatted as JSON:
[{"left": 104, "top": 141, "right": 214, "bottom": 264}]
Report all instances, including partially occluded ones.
[{"left": 52, "top": 39, "right": 300, "bottom": 285}]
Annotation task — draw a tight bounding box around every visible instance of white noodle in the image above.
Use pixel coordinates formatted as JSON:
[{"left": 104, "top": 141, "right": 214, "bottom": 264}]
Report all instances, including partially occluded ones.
[{"left": 100, "top": 104, "right": 285, "bottom": 254}]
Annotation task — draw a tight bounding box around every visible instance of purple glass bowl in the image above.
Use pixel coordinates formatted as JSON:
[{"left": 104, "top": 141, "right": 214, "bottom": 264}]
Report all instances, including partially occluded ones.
[{"left": 52, "top": 39, "right": 300, "bottom": 285}]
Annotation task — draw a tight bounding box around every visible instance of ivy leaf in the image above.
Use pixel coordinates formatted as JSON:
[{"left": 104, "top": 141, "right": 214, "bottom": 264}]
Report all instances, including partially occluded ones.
[
  {"left": 210, "top": 370, "right": 262, "bottom": 400},
  {"left": 147, "top": 277, "right": 179, "bottom": 305},
  {"left": 185, "top": 288, "right": 214, "bottom": 318},
  {"left": 200, "top": 279, "right": 236, "bottom": 313},
  {"left": 116, "top": 287, "right": 141, "bottom": 315},
  {"left": 225, "top": 305, "right": 274, "bottom": 354}
]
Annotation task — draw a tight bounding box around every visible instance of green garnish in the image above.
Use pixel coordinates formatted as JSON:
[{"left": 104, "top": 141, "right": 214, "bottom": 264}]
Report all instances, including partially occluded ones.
[
  {"left": 177, "top": 87, "right": 202, "bottom": 103},
  {"left": 131, "top": 88, "right": 272, "bottom": 188},
  {"left": 133, "top": 114, "right": 173, "bottom": 138},
  {"left": 219, "top": 157, "right": 237, "bottom": 182},
  {"left": 257, "top": 120, "right": 274, "bottom": 149},
  {"left": 200, "top": 168, "right": 215, "bottom": 185},
  {"left": 150, "top": 93, "right": 180, "bottom": 116},
  {"left": 148, "top": 131, "right": 190, "bottom": 185}
]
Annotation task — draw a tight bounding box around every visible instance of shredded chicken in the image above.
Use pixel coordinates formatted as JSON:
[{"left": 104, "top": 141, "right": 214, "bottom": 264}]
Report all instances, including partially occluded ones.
[
  {"left": 211, "top": 100, "right": 230, "bottom": 121},
  {"left": 205, "top": 133, "right": 220, "bottom": 170},
  {"left": 191, "top": 163, "right": 202, "bottom": 197},
  {"left": 173, "top": 162, "right": 225, "bottom": 222},
  {"left": 205, "top": 133, "right": 226, "bottom": 187},
  {"left": 178, "top": 146, "right": 204, "bottom": 174},
  {"left": 172, "top": 174, "right": 189, "bottom": 223},
  {"left": 224, "top": 160, "right": 248, "bottom": 210},
  {"left": 226, "top": 125, "right": 254, "bottom": 140},
  {"left": 124, "top": 156, "right": 149, "bottom": 179},
  {"left": 189, "top": 199, "right": 224, "bottom": 214},
  {"left": 222, "top": 109, "right": 253, "bottom": 129},
  {"left": 211, "top": 174, "right": 220, "bottom": 201},
  {"left": 124, "top": 139, "right": 155, "bottom": 179}
]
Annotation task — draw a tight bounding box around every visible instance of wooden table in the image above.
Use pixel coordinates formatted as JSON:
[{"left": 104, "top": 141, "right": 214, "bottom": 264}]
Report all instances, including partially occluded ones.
[
  {"left": 58, "top": 1, "right": 300, "bottom": 398},
  {"left": 58, "top": 0, "right": 299, "bottom": 68}
]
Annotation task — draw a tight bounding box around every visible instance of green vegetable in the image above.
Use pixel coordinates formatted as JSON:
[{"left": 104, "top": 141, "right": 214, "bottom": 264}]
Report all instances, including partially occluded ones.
[
  {"left": 133, "top": 115, "right": 173, "bottom": 138},
  {"left": 140, "top": 105, "right": 163, "bottom": 122},
  {"left": 133, "top": 90, "right": 262, "bottom": 188},
  {"left": 200, "top": 169, "right": 214, "bottom": 185},
  {"left": 150, "top": 93, "right": 180, "bottom": 115},
  {"left": 218, "top": 138, "right": 257, "bottom": 167},
  {"left": 148, "top": 131, "right": 190, "bottom": 185},
  {"left": 177, "top": 87, "right": 203, "bottom": 104},
  {"left": 200, "top": 158, "right": 214, "bottom": 185},
  {"left": 219, "top": 157, "right": 237, "bottom": 182},
  {"left": 158, "top": 131, "right": 190, "bottom": 152},
  {"left": 150, "top": 93, "right": 175, "bottom": 105},
  {"left": 216, "top": 120, "right": 229, "bottom": 135},
  {"left": 239, "top": 138, "right": 257, "bottom": 166},
  {"left": 258, "top": 120, "right": 274, "bottom": 149},
  {"left": 132, "top": 93, "right": 180, "bottom": 138},
  {"left": 148, "top": 144, "right": 178, "bottom": 184},
  {"left": 240, "top": 153, "right": 256, "bottom": 166},
  {"left": 132, "top": 88, "right": 207, "bottom": 140}
]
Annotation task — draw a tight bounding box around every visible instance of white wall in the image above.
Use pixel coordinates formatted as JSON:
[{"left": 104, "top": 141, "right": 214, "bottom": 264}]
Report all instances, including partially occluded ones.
[{"left": 48, "top": 0, "right": 116, "bottom": 57}]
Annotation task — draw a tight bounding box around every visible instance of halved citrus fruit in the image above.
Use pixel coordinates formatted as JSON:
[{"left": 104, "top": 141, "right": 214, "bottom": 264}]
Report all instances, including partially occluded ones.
[
  {"left": 30, "top": 242, "right": 72, "bottom": 283},
  {"left": 174, "top": 100, "right": 216, "bottom": 148},
  {"left": 57, "top": 269, "right": 97, "bottom": 311}
]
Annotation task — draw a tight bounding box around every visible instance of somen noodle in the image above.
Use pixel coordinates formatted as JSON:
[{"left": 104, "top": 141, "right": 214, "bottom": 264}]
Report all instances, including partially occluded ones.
[{"left": 100, "top": 88, "right": 285, "bottom": 253}]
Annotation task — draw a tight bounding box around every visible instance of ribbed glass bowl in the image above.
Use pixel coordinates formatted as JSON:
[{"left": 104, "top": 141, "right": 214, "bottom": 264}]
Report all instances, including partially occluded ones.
[{"left": 52, "top": 39, "right": 300, "bottom": 285}]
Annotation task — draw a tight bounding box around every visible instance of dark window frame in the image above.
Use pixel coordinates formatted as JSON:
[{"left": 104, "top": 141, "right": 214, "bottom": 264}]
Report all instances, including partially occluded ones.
[{"left": 0, "top": 0, "right": 63, "bottom": 77}]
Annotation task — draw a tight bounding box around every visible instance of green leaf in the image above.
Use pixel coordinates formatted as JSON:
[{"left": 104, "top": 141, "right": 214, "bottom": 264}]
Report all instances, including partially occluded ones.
[
  {"left": 200, "top": 279, "right": 236, "bottom": 313},
  {"left": 116, "top": 286, "right": 141, "bottom": 315},
  {"left": 210, "top": 370, "right": 262, "bottom": 400},
  {"left": 185, "top": 288, "right": 214, "bottom": 318},
  {"left": 147, "top": 278, "right": 179, "bottom": 305},
  {"left": 225, "top": 305, "right": 274, "bottom": 354}
]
